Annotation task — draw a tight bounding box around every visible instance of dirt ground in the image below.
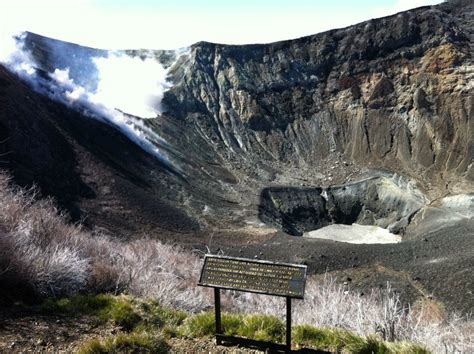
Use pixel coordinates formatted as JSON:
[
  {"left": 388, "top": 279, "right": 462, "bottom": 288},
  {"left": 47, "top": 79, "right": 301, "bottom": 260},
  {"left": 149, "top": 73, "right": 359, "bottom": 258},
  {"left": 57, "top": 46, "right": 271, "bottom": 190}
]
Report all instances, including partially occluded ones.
[{"left": 0, "top": 305, "right": 263, "bottom": 353}]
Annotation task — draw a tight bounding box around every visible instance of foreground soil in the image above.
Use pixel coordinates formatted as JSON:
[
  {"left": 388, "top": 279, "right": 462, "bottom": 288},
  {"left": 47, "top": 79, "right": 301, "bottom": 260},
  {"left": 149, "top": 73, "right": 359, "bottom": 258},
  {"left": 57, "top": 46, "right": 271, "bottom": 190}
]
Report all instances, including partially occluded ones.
[{"left": 0, "top": 305, "right": 262, "bottom": 353}]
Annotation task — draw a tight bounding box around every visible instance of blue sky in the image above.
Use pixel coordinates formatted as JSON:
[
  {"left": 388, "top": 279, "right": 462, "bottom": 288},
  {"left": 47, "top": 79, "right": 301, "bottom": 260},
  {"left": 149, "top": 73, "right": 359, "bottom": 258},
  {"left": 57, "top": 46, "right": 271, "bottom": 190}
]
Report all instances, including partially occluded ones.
[{"left": 0, "top": 0, "right": 443, "bottom": 49}]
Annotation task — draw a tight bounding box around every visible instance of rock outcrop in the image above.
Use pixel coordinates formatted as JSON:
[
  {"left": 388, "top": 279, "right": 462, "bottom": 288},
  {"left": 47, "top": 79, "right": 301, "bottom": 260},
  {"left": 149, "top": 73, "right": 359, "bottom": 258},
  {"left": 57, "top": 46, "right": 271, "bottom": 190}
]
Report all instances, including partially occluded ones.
[
  {"left": 163, "top": 1, "right": 472, "bottom": 189},
  {"left": 259, "top": 175, "right": 427, "bottom": 236}
]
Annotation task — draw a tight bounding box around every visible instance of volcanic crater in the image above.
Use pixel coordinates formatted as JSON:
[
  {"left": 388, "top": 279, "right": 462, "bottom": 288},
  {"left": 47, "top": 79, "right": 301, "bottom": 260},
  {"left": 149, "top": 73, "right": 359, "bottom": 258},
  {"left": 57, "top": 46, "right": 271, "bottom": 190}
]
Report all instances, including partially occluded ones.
[{"left": 0, "top": 0, "right": 473, "bottom": 313}]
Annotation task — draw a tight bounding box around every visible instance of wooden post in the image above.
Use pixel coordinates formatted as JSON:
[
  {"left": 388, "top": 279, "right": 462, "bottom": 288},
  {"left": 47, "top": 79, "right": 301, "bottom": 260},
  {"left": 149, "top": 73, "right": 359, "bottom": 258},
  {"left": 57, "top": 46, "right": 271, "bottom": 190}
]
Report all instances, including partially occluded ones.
[
  {"left": 214, "top": 287, "right": 222, "bottom": 345},
  {"left": 286, "top": 296, "right": 292, "bottom": 353}
]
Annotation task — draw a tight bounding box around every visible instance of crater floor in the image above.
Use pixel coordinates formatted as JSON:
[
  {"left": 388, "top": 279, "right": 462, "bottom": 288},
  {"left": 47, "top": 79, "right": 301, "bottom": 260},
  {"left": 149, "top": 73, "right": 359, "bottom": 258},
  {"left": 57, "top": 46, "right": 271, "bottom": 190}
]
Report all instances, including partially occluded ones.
[{"left": 304, "top": 224, "right": 401, "bottom": 244}]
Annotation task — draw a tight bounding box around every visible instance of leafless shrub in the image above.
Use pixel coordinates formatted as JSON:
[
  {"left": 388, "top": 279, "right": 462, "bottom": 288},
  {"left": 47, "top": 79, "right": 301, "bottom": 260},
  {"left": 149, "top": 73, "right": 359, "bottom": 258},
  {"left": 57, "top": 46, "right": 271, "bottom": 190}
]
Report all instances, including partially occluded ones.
[
  {"left": 113, "top": 239, "right": 213, "bottom": 311},
  {"left": 0, "top": 171, "right": 211, "bottom": 305},
  {"left": 0, "top": 172, "right": 91, "bottom": 296},
  {"left": 230, "top": 276, "right": 473, "bottom": 353}
]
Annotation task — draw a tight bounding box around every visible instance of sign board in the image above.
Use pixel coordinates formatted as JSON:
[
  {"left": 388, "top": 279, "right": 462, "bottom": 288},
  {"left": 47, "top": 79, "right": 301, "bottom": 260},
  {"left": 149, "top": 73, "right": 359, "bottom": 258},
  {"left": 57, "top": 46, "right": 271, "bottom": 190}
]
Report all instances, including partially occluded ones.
[
  {"left": 198, "top": 255, "right": 307, "bottom": 352},
  {"left": 199, "top": 255, "right": 307, "bottom": 298}
]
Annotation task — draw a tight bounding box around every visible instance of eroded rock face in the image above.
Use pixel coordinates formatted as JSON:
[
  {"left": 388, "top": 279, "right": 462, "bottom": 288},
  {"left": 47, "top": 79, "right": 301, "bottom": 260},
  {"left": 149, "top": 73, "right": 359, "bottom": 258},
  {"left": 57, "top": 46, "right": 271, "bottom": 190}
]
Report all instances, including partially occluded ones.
[
  {"left": 160, "top": 0, "right": 473, "bottom": 199},
  {"left": 259, "top": 175, "right": 427, "bottom": 236}
]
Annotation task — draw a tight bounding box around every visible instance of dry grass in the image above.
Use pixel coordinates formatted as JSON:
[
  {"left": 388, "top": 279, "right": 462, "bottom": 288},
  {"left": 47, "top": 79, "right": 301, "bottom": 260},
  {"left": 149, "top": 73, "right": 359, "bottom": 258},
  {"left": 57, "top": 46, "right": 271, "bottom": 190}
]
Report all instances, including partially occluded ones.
[
  {"left": 0, "top": 171, "right": 212, "bottom": 307},
  {"left": 0, "top": 171, "right": 472, "bottom": 352},
  {"left": 232, "top": 277, "right": 473, "bottom": 353}
]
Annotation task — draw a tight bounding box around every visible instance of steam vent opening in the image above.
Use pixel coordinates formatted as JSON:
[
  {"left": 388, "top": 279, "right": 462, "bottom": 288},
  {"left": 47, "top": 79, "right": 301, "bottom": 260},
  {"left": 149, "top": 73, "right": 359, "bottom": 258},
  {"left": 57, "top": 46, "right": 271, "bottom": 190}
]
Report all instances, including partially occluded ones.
[{"left": 258, "top": 176, "right": 427, "bottom": 244}]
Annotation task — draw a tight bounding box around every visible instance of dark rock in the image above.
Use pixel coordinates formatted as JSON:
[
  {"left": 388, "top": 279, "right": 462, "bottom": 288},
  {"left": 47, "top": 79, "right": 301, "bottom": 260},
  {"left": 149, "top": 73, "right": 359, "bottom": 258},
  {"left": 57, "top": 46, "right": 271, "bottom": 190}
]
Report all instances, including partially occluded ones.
[
  {"left": 259, "top": 175, "right": 425, "bottom": 235},
  {"left": 414, "top": 88, "right": 430, "bottom": 110},
  {"left": 369, "top": 77, "right": 394, "bottom": 101}
]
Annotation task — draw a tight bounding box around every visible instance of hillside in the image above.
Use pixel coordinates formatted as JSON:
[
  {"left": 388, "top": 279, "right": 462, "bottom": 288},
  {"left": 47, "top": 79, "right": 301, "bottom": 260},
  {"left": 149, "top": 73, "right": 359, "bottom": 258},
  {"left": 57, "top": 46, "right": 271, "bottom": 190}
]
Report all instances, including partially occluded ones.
[{"left": 0, "top": 0, "right": 472, "bottom": 317}]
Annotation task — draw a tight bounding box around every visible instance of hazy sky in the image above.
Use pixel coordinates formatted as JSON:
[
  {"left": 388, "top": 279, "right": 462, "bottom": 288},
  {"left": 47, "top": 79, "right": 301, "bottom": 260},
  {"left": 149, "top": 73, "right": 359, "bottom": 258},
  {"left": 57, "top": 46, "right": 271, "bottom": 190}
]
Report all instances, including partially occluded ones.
[{"left": 0, "top": 0, "right": 443, "bottom": 49}]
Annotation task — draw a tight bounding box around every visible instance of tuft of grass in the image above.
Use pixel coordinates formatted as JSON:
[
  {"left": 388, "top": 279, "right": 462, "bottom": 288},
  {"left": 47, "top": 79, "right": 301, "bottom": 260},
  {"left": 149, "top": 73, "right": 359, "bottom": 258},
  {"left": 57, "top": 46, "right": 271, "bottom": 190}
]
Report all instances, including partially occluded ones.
[
  {"left": 180, "top": 312, "right": 222, "bottom": 337},
  {"left": 180, "top": 312, "right": 241, "bottom": 338},
  {"left": 239, "top": 314, "right": 285, "bottom": 342},
  {"left": 78, "top": 332, "right": 169, "bottom": 354},
  {"left": 293, "top": 324, "right": 428, "bottom": 354},
  {"left": 42, "top": 295, "right": 140, "bottom": 331},
  {"left": 385, "top": 341, "right": 430, "bottom": 354},
  {"left": 293, "top": 325, "right": 342, "bottom": 351},
  {"left": 181, "top": 312, "right": 284, "bottom": 343},
  {"left": 41, "top": 294, "right": 115, "bottom": 315},
  {"left": 105, "top": 299, "right": 141, "bottom": 331},
  {"left": 42, "top": 294, "right": 187, "bottom": 335},
  {"left": 138, "top": 300, "right": 187, "bottom": 329}
]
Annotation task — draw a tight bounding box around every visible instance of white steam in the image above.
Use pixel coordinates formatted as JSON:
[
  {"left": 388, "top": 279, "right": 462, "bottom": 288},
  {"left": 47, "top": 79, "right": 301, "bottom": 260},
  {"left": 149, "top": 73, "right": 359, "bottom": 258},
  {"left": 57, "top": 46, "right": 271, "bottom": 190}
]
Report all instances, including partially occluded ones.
[
  {"left": 92, "top": 54, "right": 171, "bottom": 117},
  {"left": 46, "top": 67, "right": 170, "bottom": 160},
  {"left": 0, "top": 32, "right": 36, "bottom": 77},
  {"left": 0, "top": 32, "right": 187, "bottom": 163}
]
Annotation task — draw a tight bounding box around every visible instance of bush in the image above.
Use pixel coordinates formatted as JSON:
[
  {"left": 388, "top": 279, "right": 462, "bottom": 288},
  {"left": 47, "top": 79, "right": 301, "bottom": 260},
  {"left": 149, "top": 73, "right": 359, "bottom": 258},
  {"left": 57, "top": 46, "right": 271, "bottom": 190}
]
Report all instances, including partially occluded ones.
[
  {"left": 78, "top": 332, "right": 169, "bottom": 354},
  {"left": 41, "top": 294, "right": 115, "bottom": 315},
  {"left": 0, "top": 171, "right": 208, "bottom": 307},
  {"left": 138, "top": 300, "right": 187, "bottom": 329},
  {"left": 239, "top": 314, "right": 285, "bottom": 342},
  {"left": 0, "top": 173, "right": 93, "bottom": 297},
  {"left": 42, "top": 295, "right": 140, "bottom": 331}
]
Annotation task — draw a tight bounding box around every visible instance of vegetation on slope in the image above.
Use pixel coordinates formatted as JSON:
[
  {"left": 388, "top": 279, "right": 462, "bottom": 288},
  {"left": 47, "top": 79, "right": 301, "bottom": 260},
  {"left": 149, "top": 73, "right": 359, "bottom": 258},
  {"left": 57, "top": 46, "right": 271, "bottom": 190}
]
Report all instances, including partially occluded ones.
[
  {"left": 43, "top": 294, "right": 428, "bottom": 353},
  {"left": 0, "top": 172, "right": 472, "bottom": 352}
]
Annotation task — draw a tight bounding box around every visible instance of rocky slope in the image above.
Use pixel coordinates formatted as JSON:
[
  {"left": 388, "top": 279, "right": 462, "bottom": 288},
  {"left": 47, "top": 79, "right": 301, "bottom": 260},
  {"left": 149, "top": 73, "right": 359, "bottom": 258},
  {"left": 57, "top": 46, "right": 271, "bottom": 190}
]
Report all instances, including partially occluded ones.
[
  {"left": 152, "top": 0, "right": 474, "bottom": 241},
  {"left": 0, "top": 0, "right": 472, "bottom": 312},
  {"left": 161, "top": 0, "right": 473, "bottom": 192}
]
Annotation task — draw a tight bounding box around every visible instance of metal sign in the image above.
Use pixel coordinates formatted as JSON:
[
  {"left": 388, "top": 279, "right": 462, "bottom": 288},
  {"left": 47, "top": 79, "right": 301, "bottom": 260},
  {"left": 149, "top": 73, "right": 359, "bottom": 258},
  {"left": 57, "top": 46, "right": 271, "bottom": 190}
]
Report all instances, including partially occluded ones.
[
  {"left": 199, "top": 255, "right": 307, "bottom": 298},
  {"left": 198, "top": 255, "right": 307, "bottom": 352}
]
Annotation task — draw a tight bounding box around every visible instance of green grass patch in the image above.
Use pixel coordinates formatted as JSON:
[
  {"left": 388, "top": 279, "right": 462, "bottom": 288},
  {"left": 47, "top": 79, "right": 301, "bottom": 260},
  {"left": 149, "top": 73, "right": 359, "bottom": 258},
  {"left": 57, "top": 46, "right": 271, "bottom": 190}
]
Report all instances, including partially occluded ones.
[
  {"left": 293, "top": 325, "right": 344, "bottom": 351},
  {"left": 181, "top": 313, "right": 428, "bottom": 354},
  {"left": 179, "top": 312, "right": 236, "bottom": 337},
  {"left": 293, "top": 324, "right": 377, "bottom": 352},
  {"left": 385, "top": 341, "right": 430, "bottom": 354},
  {"left": 138, "top": 300, "right": 187, "bottom": 329},
  {"left": 105, "top": 299, "right": 141, "bottom": 331},
  {"left": 41, "top": 294, "right": 116, "bottom": 316},
  {"left": 42, "top": 295, "right": 140, "bottom": 331},
  {"left": 180, "top": 312, "right": 284, "bottom": 343},
  {"left": 41, "top": 295, "right": 186, "bottom": 334},
  {"left": 78, "top": 332, "right": 169, "bottom": 354},
  {"left": 293, "top": 324, "right": 428, "bottom": 353},
  {"left": 43, "top": 297, "right": 428, "bottom": 354},
  {"left": 239, "top": 314, "right": 285, "bottom": 342}
]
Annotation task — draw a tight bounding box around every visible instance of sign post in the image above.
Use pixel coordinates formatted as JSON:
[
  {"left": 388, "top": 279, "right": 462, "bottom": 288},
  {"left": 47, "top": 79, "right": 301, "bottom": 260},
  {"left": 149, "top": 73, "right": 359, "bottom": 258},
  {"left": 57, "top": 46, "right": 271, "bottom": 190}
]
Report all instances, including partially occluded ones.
[
  {"left": 198, "top": 255, "right": 307, "bottom": 353},
  {"left": 286, "top": 296, "right": 291, "bottom": 352}
]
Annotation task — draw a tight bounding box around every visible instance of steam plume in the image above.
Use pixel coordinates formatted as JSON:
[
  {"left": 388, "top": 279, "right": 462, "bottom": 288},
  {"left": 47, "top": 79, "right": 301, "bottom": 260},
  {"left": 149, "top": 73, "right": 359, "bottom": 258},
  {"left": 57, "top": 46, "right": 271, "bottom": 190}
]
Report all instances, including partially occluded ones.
[{"left": 0, "top": 31, "right": 187, "bottom": 164}]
